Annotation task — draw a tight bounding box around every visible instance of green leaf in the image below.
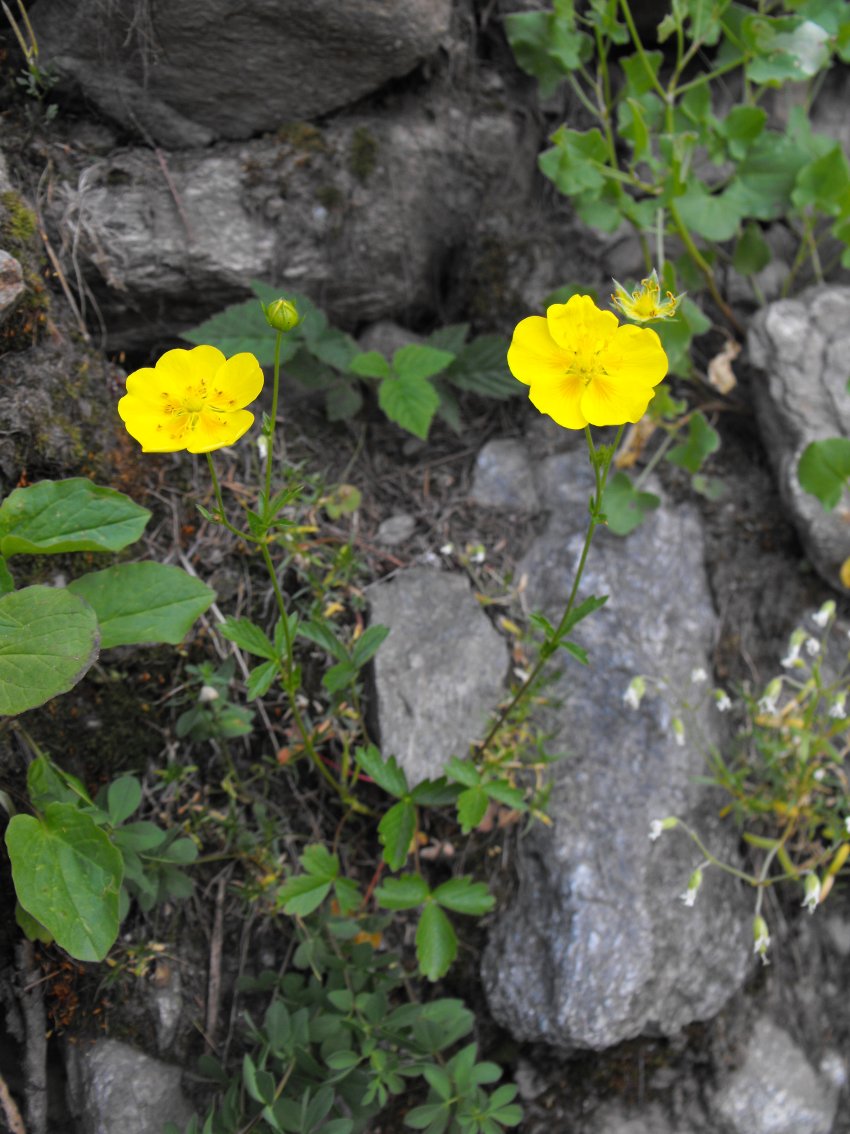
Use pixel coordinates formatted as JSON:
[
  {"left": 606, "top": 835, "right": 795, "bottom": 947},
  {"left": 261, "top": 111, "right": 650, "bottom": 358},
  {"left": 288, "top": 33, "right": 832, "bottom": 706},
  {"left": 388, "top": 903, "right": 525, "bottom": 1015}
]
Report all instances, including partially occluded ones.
[
  {"left": 378, "top": 799, "right": 416, "bottom": 871},
  {"left": 601, "top": 472, "right": 661, "bottom": 536},
  {"left": 325, "top": 382, "right": 363, "bottom": 422},
  {"left": 719, "top": 106, "right": 767, "bottom": 160},
  {"left": 559, "top": 593, "right": 608, "bottom": 638},
  {"left": 349, "top": 351, "right": 392, "bottom": 380},
  {"left": 182, "top": 295, "right": 283, "bottom": 366},
  {"left": 375, "top": 873, "right": 430, "bottom": 910},
  {"left": 310, "top": 326, "right": 359, "bottom": 371},
  {"left": 355, "top": 745, "right": 409, "bottom": 797},
  {"left": 15, "top": 902, "right": 53, "bottom": 945},
  {"left": 298, "top": 620, "right": 350, "bottom": 663},
  {"left": 378, "top": 373, "right": 440, "bottom": 440},
  {"left": 0, "top": 585, "right": 99, "bottom": 716},
  {"left": 667, "top": 411, "right": 720, "bottom": 474},
  {"left": 539, "top": 126, "right": 610, "bottom": 196},
  {"left": 323, "top": 660, "right": 358, "bottom": 693},
  {"left": 393, "top": 345, "right": 455, "bottom": 384},
  {"left": 219, "top": 617, "right": 276, "bottom": 659},
  {"left": 5, "top": 802, "right": 122, "bottom": 961},
  {"left": 792, "top": 144, "right": 850, "bottom": 214},
  {"left": 744, "top": 15, "right": 830, "bottom": 83},
  {"left": 444, "top": 756, "right": 480, "bottom": 789},
  {"left": 433, "top": 876, "right": 495, "bottom": 916},
  {"left": 416, "top": 903, "right": 457, "bottom": 981},
  {"left": 456, "top": 786, "right": 489, "bottom": 833},
  {"left": 446, "top": 337, "right": 517, "bottom": 400},
  {"left": 277, "top": 874, "right": 333, "bottom": 917},
  {"left": 351, "top": 624, "right": 389, "bottom": 668},
  {"left": 246, "top": 660, "right": 277, "bottom": 700},
  {"left": 107, "top": 776, "right": 141, "bottom": 824},
  {"left": 674, "top": 182, "right": 743, "bottom": 242},
  {"left": 505, "top": 6, "right": 591, "bottom": 96},
  {"left": 0, "top": 557, "right": 14, "bottom": 596},
  {"left": 0, "top": 479, "right": 149, "bottom": 557},
  {"left": 111, "top": 821, "right": 168, "bottom": 852},
  {"left": 798, "top": 437, "right": 850, "bottom": 510},
  {"left": 733, "top": 222, "right": 772, "bottom": 274},
  {"left": 428, "top": 324, "right": 469, "bottom": 354},
  {"left": 300, "top": 844, "right": 339, "bottom": 880},
  {"left": 67, "top": 563, "right": 214, "bottom": 648}
]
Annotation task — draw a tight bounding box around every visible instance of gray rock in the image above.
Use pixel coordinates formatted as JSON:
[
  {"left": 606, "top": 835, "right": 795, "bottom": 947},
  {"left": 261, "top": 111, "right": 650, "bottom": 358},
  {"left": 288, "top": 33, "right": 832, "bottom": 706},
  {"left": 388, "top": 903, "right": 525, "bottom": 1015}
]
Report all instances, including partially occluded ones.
[
  {"left": 712, "top": 1017, "right": 839, "bottom": 1134},
  {"left": 0, "top": 250, "right": 25, "bottom": 319},
  {"left": 45, "top": 93, "right": 520, "bottom": 349},
  {"left": 747, "top": 286, "right": 850, "bottom": 590},
  {"left": 482, "top": 450, "right": 751, "bottom": 1050},
  {"left": 584, "top": 1101, "right": 698, "bottom": 1134},
  {"left": 470, "top": 439, "right": 539, "bottom": 511},
  {"left": 376, "top": 513, "right": 416, "bottom": 546},
  {"left": 65, "top": 1038, "right": 195, "bottom": 1134},
  {"left": 358, "top": 320, "right": 423, "bottom": 359},
  {"left": 369, "top": 567, "right": 509, "bottom": 785},
  {"left": 30, "top": 0, "right": 451, "bottom": 144}
]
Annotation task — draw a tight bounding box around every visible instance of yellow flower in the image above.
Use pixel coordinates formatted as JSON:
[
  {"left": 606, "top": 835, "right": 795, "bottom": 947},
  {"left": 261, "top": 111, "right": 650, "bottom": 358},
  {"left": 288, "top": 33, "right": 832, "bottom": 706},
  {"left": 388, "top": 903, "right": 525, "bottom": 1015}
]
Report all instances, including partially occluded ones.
[
  {"left": 611, "top": 270, "right": 682, "bottom": 323},
  {"left": 118, "top": 345, "right": 264, "bottom": 453},
  {"left": 507, "top": 294, "right": 668, "bottom": 430}
]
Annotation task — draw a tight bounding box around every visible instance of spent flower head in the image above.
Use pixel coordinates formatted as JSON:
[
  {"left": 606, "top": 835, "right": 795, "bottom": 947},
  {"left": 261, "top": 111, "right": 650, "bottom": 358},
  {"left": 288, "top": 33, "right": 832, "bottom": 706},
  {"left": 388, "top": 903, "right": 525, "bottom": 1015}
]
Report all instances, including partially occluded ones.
[
  {"left": 649, "top": 816, "right": 678, "bottom": 841},
  {"left": 802, "top": 873, "right": 821, "bottom": 914},
  {"left": 714, "top": 690, "right": 732, "bottom": 712},
  {"left": 118, "top": 345, "right": 264, "bottom": 453},
  {"left": 507, "top": 294, "right": 668, "bottom": 430},
  {"left": 680, "top": 867, "right": 703, "bottom": 907},
  {"left": 812, "top": 600, "right": 835, "bottom": 628},
  {"left": 753, "top": 915, "right": 771, "bottom": 965},
  {"left": 624, "top": 675, "right": 647, "bottom": 710},
  {"left": 610, "top": 270, "right": 683, "bottom": 323}
]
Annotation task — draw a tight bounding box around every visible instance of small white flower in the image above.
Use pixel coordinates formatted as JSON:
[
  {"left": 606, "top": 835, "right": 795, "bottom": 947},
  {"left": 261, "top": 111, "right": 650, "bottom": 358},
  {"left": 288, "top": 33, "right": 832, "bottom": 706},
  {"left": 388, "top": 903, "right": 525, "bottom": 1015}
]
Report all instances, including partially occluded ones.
[
  {"left": 715, "top": 691, "right": 732, "bottom": 713},
  {"left": 781, "top": 644, "right": 801, "bottom": 668},
  {"left": 649, "top": 820, "right": 664, "bottom": 841},
  {"left": 257, "top": 435, "right": 269, "bottom": 461},
  {"left": 753, "top": 916, "right": 771, "bottom": 965},
  {"left": 439, "top": 542, "right": 454, "bottom": 556},
  {"left": 690, "top": 667, "right": 708, "bottom": 685},
  {"left": 829, "top": 694, "right": 847, "bottom": 720},
  {"left": 805, "top": 637, "right": 820, "bottom": 658},
  {"left": 672, "top": 717, "right": 686, "bottom": 747},
  {"left": 812, "top": 601, "right": 835, "bottom": 628},
  {"left": 624, "top": 676, "right": 646, "bottom": 710},
  {"left": 814, "top": 768, "right": 826, "bottom": 781},
  {"left": 758, "top": 679, "right": 782, "bottom": 715},
  {"left": 844, "top": 816, "right": 850, "bottom": 836},
  {"left": 802, "top": 873, "right": 821, "bottom": 915},
  {"left": 680, "top": 867, "right": 703, "bottom": 907},
  {"left": 198, "top": 684, "right": 219, "bottom": 703}
]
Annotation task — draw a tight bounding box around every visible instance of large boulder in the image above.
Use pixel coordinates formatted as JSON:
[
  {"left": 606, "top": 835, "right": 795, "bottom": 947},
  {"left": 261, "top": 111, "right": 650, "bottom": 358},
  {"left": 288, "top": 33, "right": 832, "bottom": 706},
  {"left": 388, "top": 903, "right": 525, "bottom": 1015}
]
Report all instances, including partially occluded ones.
[
  {"left": 747, "top": 286, "right": 850, "bottom": 591},
  {"left": 482, "top": 446, "right": 752, "bottom": 1050},
  {"left": 44, "top": 92, "right": 523, "bottom": 349},
  {"left": 29, "top": 0, "right": 452, "bottom": 145}
]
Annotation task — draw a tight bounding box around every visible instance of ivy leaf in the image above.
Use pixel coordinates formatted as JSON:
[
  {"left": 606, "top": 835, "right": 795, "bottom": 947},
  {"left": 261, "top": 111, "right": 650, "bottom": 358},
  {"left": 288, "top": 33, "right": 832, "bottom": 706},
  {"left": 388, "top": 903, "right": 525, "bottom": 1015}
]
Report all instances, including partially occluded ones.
[
  {"left": 667, "top": 412, "right": 720, "bottom": 474},
  {"left": 602, "top": 472, "right": 661, "bottom": 536},
  {"left": 798, "top": 438, "right": 850, "bottom": 510}
]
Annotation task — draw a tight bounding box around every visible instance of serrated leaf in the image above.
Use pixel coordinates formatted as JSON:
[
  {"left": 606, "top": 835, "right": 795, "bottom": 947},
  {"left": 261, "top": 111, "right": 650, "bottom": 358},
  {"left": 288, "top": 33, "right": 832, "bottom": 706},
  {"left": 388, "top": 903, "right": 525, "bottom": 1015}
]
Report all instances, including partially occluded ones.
[
  {"left": 300, "top": 844, "right": 339, "bottom": 880},
  {"left": 432, "top": 876, "right": 495, "bottom": 915},
  {"left": 0, "top": 479, "right": 149, "bottom": 557},
  {"left": 456, "top": 786, "right": 489, "bottom": 833},
  {"left": 428, "top": 323, "right": 469, "bottom": 354},
  {"left": 182, "top": 296, "right": 283, "bottom": 366},
  {"left": 5, "top": 802, "right": 122, "bottom": 961},
  {"left": 378, "top": 373, "right": 440, "bottom": 440},
  {"left": 323, "top": 660, "right": 357, "bottom": 693},
  {"left": 219, "top": 617, "right": 276, "bottom": 659},
  {"left": 444, "top": 756, "right": 480, "bottom": 789},
  {"left": 297, "top": 621, "right": 350, "bottom": 663},
  {"left": 375, "top": 873, "right": 430, "bottom": 910},
  {"left": 68, "top": 563, "right": 214, "bottom": 649},
  {"left": 393, "top": 345, "right": 455, "bottom": 383},
  {"left": 349, "top": 351, "right": 391, "bottom": 380},
  {"left": 247, "top": 660, "right": 278, "bottom": 700},
  {"left": 416, "top": 903, "right": 457, "bottom": 981},
  {"left": 378, "top": 799, "right": 416, "bottom": 870},
  {"left": 0, "top": 585, "right": 99, "bottom": 716},
  {"left": 277, "top": 875, "right": 333, "bottom": 917},
  {"left": 354, "top": 745, "right": 409, "bottom": 797},
  {"left": 798, "top": 437, "right": 850, "bottom": 510},
  {"left": 446, "top": 337, "right": 517, "bottom": 399},
  {"left": 559, "top": 593, "right": 608, "bottom": 637}
]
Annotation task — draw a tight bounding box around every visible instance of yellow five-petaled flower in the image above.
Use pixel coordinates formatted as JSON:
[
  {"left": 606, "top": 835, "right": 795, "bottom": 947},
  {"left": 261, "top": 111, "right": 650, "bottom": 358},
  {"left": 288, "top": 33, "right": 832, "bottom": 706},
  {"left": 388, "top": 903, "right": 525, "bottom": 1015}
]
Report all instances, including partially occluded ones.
[
  {"left": 118, "top": 345, "right": 264, "bottom": 453},
  {"left": 507, "top": 294, "right": 668, "bottom": 430}
]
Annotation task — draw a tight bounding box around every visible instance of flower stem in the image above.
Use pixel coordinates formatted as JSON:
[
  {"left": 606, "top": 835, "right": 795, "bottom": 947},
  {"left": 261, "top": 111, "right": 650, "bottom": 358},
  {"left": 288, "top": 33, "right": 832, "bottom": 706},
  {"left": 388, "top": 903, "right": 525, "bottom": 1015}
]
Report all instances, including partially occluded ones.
[
  {"left": 205, "top": 453, "right": 254, "bottom": 542},
  {"left": 263, "top": 330, "right": 284, "bottom": 513},
  {"left": 477, "top": 425, "right": 623, "bottom": 756}
]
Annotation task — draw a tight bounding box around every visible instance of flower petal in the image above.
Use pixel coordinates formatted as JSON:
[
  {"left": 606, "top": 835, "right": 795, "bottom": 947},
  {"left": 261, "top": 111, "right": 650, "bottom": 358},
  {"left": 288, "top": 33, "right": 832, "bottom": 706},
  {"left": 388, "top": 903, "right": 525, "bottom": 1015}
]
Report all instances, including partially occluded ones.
[
  {"left": 507, "top": 316, "right": 569, "bottom": 388},
  {"left": 186, "top": 409, "right": 255, "bottom": 453},
  {"left": 546, "top": 294, "right": 619, "bottom": 352},
  {"left": 600, "top": 324, "right": 668, "bottom": 389},
  {"left": 207, "top": 352, "right": 264, "bottom": 411},
  {"left": 117, "top": 396, "right": 190, "bottom": 452},
  {"left": 166, "top": 345, "right": 227, "bottom": 387},
  {"left": 124, "top": 366, "right": 181, "bottom": 409},
  {"left": 528, "top": 374, "right": 588, "bottom": 429},
  {"left": 580, "top": 376, "right": 656, "bottom": 427}
]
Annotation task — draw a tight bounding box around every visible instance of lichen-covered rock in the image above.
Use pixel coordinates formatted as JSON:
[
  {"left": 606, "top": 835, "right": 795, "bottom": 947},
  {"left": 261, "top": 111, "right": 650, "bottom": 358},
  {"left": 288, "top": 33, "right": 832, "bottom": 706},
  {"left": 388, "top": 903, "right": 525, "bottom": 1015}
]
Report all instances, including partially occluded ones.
[
  {"left": 482, "top": 449, "right": 751, "bottom": 1050},
  {"left": 369, "top": 567, "right": 509, "bottom": 785},
  {"left": 747, "top": 287, "right": 850, "bottom": 591},
  {"left": 0, "top": 250, "right": 25, "bottom": 320},
  {"left": 29, "top": 0, "right": 452, "bottom": 145}
]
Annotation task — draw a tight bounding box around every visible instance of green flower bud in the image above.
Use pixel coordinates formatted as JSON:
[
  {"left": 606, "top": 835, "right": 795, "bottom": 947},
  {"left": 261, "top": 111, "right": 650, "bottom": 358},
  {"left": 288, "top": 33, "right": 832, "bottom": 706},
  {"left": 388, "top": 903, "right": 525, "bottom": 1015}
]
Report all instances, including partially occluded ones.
[{"left": 263, "top": 297, "right": 300, "bottom": 333}]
